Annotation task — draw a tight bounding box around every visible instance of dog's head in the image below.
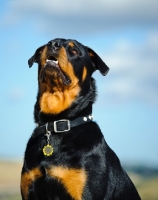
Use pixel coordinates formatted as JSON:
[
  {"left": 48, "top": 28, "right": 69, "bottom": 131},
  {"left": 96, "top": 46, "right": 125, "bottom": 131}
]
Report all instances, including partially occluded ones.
[{"left": 28, "top": 39, "right": 109, "bottom": 119}]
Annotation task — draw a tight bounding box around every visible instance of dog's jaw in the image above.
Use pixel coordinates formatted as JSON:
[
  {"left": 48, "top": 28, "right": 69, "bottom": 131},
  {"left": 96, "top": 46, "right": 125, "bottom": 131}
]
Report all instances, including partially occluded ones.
[
  {"left": 38, "top": 46, "right": 81, "bottom": 116},
  {"left": 40, "top": 50, "right": 71, "bottom": 86}
]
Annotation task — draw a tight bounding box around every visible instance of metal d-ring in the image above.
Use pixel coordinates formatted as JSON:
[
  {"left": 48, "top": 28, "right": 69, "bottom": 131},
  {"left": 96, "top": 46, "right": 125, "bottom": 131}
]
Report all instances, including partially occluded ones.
[{"left": 45, "top": 123, "right": 51, "bottom": 144}]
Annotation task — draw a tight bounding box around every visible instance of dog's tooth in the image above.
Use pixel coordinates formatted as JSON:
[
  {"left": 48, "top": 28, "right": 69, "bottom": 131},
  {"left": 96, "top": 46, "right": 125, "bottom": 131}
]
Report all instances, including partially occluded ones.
[{"left": 54, "top": 60, "right": 59, "bottom": 65}]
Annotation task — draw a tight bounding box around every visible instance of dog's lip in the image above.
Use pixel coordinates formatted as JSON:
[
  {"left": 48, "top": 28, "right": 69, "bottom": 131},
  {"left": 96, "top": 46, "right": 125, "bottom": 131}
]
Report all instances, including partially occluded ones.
[{"left": 44, "top": 59, "right": 71, "bottom": 85}]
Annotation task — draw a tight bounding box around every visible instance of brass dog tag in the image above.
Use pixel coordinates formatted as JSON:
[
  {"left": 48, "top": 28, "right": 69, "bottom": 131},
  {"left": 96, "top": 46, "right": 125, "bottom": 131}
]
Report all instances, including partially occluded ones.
[{"left": 43, "top": 144, "right": 53, "bottom": 156}]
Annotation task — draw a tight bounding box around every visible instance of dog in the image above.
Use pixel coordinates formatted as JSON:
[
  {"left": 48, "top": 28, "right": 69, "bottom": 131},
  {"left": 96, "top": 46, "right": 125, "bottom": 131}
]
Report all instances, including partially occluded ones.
[{"left": 21, "top": 38, "right": 141, "bottom": 200}]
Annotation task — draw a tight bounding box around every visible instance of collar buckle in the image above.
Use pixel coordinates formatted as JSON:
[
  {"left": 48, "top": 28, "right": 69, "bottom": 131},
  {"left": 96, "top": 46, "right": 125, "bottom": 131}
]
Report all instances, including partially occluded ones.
[{"left": 54, "top": 119, "right": 70, "bottom": 133}]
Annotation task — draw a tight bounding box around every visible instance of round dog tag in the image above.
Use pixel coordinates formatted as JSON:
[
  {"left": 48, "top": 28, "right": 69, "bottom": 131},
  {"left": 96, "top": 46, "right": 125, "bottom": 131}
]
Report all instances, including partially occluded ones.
[{"left": 43, "top": 144, "right": 53, "bottom": 156}]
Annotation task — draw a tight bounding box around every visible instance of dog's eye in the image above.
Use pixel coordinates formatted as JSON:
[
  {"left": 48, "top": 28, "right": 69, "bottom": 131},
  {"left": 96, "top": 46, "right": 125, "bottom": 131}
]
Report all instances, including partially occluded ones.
[{"left": 71, "top": 48, "right": 79, "bottom": 55}]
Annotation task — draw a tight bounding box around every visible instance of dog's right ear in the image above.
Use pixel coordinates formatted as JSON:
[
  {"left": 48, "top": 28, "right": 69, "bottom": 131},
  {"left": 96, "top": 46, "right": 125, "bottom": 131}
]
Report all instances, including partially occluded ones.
[
  {"left": 86, "top": 47, "right": 109, "bottom": 76},
  {"left": 28, "top": 45, "right": 46, "bottom": 68}
]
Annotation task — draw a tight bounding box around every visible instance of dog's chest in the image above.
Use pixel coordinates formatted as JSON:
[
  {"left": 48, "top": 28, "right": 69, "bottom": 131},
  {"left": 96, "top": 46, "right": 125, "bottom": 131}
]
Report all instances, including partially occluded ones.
[{"left": 21, "top": 158, "right": 87, "bottom": 200}]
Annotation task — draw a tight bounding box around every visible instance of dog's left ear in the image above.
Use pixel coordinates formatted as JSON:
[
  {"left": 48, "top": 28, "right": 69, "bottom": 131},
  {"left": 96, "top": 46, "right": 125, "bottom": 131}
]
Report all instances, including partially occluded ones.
[
  {"left": 86, "top": 47, "right": 109, "bottom": 76},
  {"left": 28, "top": 45, "right": 46, "bottom": 68}
]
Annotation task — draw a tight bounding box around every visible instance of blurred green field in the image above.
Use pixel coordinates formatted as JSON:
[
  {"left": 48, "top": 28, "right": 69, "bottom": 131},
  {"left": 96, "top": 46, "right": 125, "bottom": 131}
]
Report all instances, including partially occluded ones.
[
  {"left": 138, "top": 177, "right": 158, "bottom": 200},
  {"left": 129, "top": 172, "right": 158, "bottom": 200},
  {"left": 0, "top": 161, "right": 158, "bottom": 200}
]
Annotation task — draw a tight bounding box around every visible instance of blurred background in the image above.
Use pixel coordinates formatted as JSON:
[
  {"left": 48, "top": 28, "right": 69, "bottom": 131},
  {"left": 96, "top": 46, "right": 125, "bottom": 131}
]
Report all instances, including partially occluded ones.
[{"left": 0, "top": 0, "right": 158, "bottom": 199}]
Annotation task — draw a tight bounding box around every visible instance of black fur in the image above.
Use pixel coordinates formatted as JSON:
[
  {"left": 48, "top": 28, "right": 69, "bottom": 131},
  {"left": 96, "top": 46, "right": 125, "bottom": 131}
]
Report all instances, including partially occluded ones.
[{"left": 21, "top": 39, "right": 141, "bottom": 200}]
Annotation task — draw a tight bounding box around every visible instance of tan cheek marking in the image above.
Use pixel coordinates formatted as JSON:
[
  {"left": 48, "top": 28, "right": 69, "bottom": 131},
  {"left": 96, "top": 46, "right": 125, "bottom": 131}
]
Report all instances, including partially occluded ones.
[
  {"left": 47, "top": 167, "right": 87, "bottom": 200},
  {"left": 21, "top": 168, "right": 42, "bottom": 200},
  {"left": 40, "top": 46, "right": 48, "bottom": 67},
  {"left": 57, "top": 47, "right": 79, "bottom": 87},
  {"left": 82, "top": 67, "right": 87, "bottom": 82}
]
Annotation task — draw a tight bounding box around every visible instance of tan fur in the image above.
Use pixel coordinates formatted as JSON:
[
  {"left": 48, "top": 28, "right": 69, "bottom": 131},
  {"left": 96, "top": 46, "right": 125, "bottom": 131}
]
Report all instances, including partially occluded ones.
[
  {"left": 68, "top": 42, "right": 75, "bottom": 47},
  {"left": 88, "top": 52, "right": 94, "bottom": 57},
  {"left": 47, "top": 166, "right": 87, "bottom": 200},
  {"left": 21, "top": 168, "right": 42, "bottom": 200},
  {"left": 40, "top": 86, "right": 80, "bottom": 114},
  {"left": 40, "top": 46, "right": 48, "bottom": 67},
  {"left": 82, "top": 66, "right": 87, "bottom": 82}
]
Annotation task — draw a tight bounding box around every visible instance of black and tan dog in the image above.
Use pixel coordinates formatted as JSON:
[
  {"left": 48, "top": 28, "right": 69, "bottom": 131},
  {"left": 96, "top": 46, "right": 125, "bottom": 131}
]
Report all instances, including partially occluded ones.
[{"left": 21, "top": 38, "right": 141, "bottom": 200}]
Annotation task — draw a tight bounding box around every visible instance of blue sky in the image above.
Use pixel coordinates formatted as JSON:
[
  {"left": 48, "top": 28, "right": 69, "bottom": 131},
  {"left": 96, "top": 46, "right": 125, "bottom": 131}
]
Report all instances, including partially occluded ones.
[{"left": 0, "top": 0, "right": 158, "bottom": 166}]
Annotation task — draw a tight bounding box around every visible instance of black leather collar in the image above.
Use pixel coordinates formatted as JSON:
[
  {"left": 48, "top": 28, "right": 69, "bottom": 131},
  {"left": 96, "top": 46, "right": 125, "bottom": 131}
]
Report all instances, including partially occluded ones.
[{"left": 32, "top": 114, "right": 93, "bottom": 138}]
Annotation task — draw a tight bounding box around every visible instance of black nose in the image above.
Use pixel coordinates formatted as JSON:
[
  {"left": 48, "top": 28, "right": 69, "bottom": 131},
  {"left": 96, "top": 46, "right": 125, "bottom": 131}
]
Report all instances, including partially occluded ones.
[{"left": 47, "top": 40, "right": 61, "bottom": 50}]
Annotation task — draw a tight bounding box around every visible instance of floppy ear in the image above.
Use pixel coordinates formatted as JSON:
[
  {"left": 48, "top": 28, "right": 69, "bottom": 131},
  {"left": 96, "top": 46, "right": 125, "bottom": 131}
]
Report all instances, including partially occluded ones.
[
  {"left": 86, "top": 47, "right": 109, "bottom": 76},
  {"left": 28, "top": 45, "right": 46, "bottom": 68}
]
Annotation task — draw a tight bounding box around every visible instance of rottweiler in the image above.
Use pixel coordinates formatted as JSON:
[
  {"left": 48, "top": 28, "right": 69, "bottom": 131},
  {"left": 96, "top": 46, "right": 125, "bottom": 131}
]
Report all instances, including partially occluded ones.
[{"left": 21, "top": 38, "right": 141, "bottom": 200}]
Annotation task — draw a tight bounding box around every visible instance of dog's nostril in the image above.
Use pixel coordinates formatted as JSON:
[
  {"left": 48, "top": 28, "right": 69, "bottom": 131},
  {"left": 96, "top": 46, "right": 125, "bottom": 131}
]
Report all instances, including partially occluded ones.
[
  {"left": 53, "top": 41, "right": 61, "bottom": 50},
  {"left": 47, "top": 40, "right": 61, "bottom": 50}
]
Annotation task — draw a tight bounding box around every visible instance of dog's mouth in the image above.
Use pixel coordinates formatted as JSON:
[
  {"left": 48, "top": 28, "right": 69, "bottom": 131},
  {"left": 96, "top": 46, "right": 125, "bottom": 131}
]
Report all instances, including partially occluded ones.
[
  {"left": 46, "top": 56, "right": 58, "bottom": 66},
  {"left": 42, "top": 56, "right": 71, "bottom": 85}
]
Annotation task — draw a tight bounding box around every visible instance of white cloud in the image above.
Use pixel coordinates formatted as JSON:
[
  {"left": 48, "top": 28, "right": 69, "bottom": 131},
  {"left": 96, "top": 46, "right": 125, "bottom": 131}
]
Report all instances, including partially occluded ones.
[
  {"left": 97, "top": 32, "right": 158, "bottom": 105},
  {"left": 2, "top": 0, "right": 158, "bottom": 36}
]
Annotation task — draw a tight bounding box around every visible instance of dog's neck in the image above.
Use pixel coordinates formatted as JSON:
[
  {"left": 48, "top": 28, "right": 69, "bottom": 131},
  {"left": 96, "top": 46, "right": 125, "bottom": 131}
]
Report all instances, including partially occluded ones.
[{"left": 34, "top": 78, "right": 96, "bottom": 123}]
